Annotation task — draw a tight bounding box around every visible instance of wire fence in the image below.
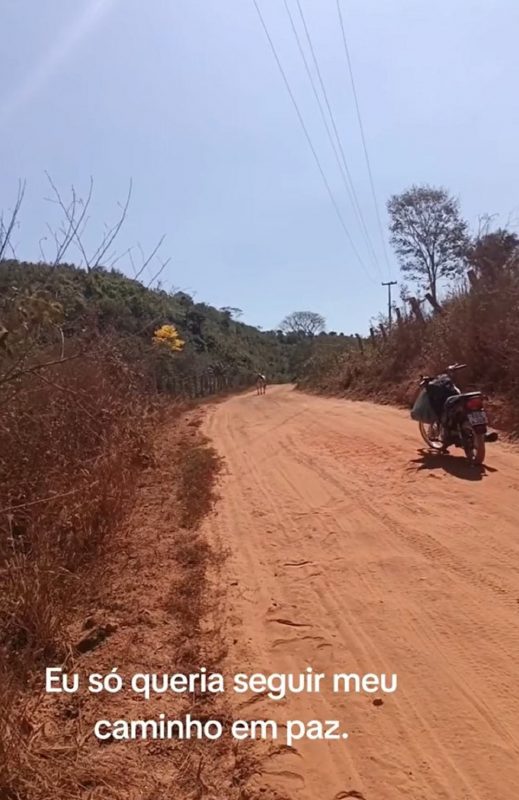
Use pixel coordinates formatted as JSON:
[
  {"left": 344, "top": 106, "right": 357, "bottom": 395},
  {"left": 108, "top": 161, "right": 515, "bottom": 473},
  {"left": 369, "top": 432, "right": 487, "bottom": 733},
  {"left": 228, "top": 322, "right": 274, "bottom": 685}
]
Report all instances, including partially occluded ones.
[{"left": 163, "top": 370, "right": 254, "bottom": 400}]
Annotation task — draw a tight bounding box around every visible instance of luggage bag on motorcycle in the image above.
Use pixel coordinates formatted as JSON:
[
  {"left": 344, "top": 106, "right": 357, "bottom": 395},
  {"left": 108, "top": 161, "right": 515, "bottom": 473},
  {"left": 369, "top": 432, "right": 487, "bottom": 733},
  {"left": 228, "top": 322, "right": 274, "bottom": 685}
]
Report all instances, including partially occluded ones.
[
  {"left": 425, "top": 375, "right": 459, "bottom": 418},
  {"left": 411, "top": 389, "right": 437, "bottom": 423}
]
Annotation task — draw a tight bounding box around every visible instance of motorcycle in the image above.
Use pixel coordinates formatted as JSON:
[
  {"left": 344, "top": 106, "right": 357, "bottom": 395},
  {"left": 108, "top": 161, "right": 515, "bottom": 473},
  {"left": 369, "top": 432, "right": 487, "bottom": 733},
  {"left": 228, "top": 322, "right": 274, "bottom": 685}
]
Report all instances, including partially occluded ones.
[{"left": 411, "top": 363, "right": 498, "bottom": 465}]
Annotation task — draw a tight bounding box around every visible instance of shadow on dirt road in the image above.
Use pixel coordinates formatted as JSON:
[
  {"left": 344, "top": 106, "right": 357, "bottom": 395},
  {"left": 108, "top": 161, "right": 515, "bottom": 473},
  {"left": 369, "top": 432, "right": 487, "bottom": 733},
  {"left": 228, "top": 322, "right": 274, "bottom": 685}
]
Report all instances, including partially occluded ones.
[{"left": 410, "top": 449, "right": 498, "bottom": 481}]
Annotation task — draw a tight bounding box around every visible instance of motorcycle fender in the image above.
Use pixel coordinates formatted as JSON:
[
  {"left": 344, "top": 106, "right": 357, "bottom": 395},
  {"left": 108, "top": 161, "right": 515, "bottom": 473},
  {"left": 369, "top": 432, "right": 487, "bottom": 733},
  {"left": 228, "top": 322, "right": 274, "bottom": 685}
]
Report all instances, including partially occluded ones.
[{"left": 472, "top": 424, "right": 487, "bottom": 434}]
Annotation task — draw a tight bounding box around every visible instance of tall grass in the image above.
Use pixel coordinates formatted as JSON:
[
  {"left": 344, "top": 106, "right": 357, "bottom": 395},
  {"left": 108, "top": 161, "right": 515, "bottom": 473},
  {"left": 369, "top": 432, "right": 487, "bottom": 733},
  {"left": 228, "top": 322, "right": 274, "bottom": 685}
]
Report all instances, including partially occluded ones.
[{"left": 0, "top": 338, "right": 153, "bottom": 796}]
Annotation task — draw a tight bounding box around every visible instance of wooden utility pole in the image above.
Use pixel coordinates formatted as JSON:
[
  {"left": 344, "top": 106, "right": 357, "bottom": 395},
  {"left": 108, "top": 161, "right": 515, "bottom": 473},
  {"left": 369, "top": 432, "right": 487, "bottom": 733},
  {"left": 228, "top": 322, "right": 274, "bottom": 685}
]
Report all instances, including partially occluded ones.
[{"left": 382, "top": 281, "right": 397, "bottom": 329}]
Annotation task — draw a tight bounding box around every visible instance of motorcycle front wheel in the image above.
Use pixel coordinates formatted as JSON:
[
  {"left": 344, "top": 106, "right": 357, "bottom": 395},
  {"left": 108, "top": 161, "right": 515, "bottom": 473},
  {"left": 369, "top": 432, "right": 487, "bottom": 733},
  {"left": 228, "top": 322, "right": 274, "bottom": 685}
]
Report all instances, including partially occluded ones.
[{"left": 418, "top": 421, "right": 444, "bottom": 451}]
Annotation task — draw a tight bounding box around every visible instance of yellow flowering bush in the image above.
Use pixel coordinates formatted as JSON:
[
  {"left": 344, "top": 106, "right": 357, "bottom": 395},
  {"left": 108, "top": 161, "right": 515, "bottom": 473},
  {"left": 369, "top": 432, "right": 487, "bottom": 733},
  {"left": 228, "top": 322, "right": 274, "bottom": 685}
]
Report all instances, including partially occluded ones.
[{"left": 152, "top": 324, "right": 185, "bottom": 352}]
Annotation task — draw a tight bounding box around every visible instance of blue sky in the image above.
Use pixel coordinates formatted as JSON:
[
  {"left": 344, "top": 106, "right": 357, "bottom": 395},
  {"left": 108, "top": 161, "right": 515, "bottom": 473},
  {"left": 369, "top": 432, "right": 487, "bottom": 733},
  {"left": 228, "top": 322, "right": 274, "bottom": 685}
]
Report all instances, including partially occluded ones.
[{"left": 2, "top": 0, "right": 518, "bottom": 333}]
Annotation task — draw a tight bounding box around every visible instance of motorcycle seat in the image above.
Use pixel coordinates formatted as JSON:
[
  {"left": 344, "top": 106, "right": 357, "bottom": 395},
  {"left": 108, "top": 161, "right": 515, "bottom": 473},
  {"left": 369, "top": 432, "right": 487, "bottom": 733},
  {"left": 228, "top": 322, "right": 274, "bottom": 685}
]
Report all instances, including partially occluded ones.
[{"left": 444, "top": 391, "right": 482, "bottom": 408}]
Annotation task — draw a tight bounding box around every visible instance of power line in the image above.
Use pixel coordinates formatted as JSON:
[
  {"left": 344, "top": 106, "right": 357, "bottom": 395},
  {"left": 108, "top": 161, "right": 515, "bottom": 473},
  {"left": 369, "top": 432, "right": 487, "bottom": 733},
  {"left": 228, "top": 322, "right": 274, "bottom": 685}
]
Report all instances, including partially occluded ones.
[
  {"left": 336, "top": 0, "right": 393, "bottom": 278},
  {"left": 283, "top": 0, "right": 381, "bottom": 277},
  {"left": 251, "top": 0, "right": 376, "bottom": 283},
  {"left": 293, "top": 0, "right": 382, "bottom": 277}
]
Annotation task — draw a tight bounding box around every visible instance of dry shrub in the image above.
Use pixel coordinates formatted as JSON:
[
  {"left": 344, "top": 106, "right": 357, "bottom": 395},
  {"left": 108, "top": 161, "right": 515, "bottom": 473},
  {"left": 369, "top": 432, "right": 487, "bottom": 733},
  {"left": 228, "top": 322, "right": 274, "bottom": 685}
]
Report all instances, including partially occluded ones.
[
  {"left": 165, "top": 429, "right": 225, "bottom": 682},
  {"left": 176, "top": 434, "right": 223, "bottom": 530},
  {"left": 302, "top": 270, "right": 519, "bottom": 435},
  {"left": 168, "top": 436, "right": 223, "bottom": 638},
  {"left": 0, "top": 339, "right": 154, "bottom": 797}
]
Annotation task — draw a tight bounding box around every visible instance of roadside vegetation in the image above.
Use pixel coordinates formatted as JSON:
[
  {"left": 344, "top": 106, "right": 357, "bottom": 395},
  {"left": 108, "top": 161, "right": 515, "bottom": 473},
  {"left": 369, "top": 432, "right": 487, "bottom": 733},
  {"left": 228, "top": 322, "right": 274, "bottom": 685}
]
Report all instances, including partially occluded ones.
[
  {"left": 0, "top": 181, "right": 298, "bottom": 798},
  {"left": 299, "top": 186, "right": 519, "bottom": 436}
]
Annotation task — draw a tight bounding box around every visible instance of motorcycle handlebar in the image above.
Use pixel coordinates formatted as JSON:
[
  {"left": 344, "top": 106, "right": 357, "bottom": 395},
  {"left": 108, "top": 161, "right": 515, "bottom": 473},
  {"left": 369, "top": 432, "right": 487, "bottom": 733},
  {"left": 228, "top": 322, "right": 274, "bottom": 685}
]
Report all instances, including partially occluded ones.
[{"left": 418, "top": 363, "right": 467, "bottom": 383}]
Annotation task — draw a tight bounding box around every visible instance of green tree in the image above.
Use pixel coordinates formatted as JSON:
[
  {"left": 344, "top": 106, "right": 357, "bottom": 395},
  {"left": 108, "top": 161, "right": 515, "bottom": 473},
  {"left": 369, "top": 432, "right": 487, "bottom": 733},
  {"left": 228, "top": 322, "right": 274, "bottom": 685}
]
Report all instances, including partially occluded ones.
[
  {"left": 387, "top": 185, "right": 469, "bottom": 302},
  {"left": 466, "top": 227, "right": 519, "bottom": 283},
  {"left": 280, "top": 311, "right": 326, "bottom": 337}
]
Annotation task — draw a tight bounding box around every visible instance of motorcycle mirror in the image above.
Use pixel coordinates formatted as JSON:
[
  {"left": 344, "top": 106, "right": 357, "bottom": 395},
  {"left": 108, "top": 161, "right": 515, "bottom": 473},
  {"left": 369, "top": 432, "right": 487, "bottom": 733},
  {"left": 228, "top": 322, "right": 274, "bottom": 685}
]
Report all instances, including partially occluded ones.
[{"left": 447, "top": 362, "right": 467, "bottom": 371}]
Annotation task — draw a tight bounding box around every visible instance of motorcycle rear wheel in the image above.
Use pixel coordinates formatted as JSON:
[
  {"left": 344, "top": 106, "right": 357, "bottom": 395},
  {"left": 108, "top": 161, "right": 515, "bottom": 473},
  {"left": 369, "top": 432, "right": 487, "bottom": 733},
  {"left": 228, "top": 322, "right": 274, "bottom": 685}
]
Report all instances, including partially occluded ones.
[
  {"left": 464, "top": 431, "right": 486, "bottom": 465},
  {"left": 418, "top": 421, "right": 444, "bottom": 451}
]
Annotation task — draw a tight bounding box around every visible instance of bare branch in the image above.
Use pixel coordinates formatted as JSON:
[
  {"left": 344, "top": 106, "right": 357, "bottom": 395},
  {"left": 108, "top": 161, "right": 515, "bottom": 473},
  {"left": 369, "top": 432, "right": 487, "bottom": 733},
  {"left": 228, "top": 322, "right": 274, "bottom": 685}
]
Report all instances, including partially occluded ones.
[
  {"left": 89, "top": 179, "right": 133, "bottom": 267},
  {"left": 108, "top": 246, "right": 134, "bottom": 270},
  {"left": 0, "top": 352, "right": 83, "bottom": 387},
  {"left": 33, "top": 370, "right": 101, "bottom": 426},
  {"left": 0, "top": 180, "right": 26, "bottom": 260},
  {"left": 38, "top": 237, "right": 48, "bottom": 261},
  {"left": 128, "top": 248, "right": 137, "bottom": 276},
  {"left": 134, "top": 234, "right": 166, "bottom": 281},
  {"left": 146, "top": 256, "right": 171, "bottom": 288},
  {"left": 0, "top": 488, "right": 81, "bottom": 517},
  {"left": 42, "top": 177, "right": 171, "bottom": 295},
  {"left": 45, "top": 173, "right": 94, "bottom": 268}
]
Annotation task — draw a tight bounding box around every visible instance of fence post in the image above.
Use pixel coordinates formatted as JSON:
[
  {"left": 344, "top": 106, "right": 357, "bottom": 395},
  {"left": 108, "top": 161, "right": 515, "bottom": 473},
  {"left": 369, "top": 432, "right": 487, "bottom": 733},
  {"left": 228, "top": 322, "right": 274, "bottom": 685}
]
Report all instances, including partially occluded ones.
[
  {"left": 467, "top": 269, "right": 479, "bottom": 289},
  {"left": 424, "top": 292, "right": 443, "bottom": 314},
  {"left": 355, "top": 333, "right": 364, "bottom": 354},
  {"left": 408, "top": 297, "right": 425, "bottom": 323}
]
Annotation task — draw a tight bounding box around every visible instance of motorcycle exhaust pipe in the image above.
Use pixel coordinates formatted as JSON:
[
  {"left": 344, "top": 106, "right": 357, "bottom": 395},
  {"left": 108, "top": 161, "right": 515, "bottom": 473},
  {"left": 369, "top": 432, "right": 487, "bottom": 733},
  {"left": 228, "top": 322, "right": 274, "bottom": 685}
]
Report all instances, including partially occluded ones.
[{"left": 485, "top": 431, "right": 498, "bottom": 443}]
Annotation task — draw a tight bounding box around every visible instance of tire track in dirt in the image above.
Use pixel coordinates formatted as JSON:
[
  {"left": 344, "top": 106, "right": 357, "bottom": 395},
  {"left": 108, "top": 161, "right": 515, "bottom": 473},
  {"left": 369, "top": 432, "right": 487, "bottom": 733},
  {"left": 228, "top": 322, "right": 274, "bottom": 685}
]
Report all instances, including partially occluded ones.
[
  {"left": 290, "top": 435, "right": 518, "bottom": 602},
  {"left": 205, "top": 396, "right": 357, "bottom": 796},
  {"left": 202, "top": 386, "right": 519, "bottom": 799}
]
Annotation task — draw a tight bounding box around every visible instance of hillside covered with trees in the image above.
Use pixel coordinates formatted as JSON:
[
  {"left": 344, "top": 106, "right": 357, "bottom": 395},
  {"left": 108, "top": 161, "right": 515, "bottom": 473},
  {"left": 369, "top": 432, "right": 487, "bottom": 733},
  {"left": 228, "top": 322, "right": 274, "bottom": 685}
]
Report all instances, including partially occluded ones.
[
  {"left": 0, "top": 260, "right": 288, "bottom": 393},
  {"left": 0, "top": 260, "right": 352, "bottom": 395}
]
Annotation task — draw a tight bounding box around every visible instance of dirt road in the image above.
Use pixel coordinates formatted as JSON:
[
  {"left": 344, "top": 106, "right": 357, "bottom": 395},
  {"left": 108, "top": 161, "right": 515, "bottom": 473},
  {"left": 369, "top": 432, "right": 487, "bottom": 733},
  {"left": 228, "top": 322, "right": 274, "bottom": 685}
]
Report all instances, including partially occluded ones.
[{"left": 202, "top": 385, "right": 519, "bottom": 800}]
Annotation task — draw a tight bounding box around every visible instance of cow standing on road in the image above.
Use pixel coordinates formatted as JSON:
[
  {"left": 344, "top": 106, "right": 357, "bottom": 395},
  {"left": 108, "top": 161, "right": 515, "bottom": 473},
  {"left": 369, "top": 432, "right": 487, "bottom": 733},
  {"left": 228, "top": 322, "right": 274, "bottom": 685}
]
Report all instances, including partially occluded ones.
[{"left": 256, "top": 374, "right": 267, "bottom": 395}]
